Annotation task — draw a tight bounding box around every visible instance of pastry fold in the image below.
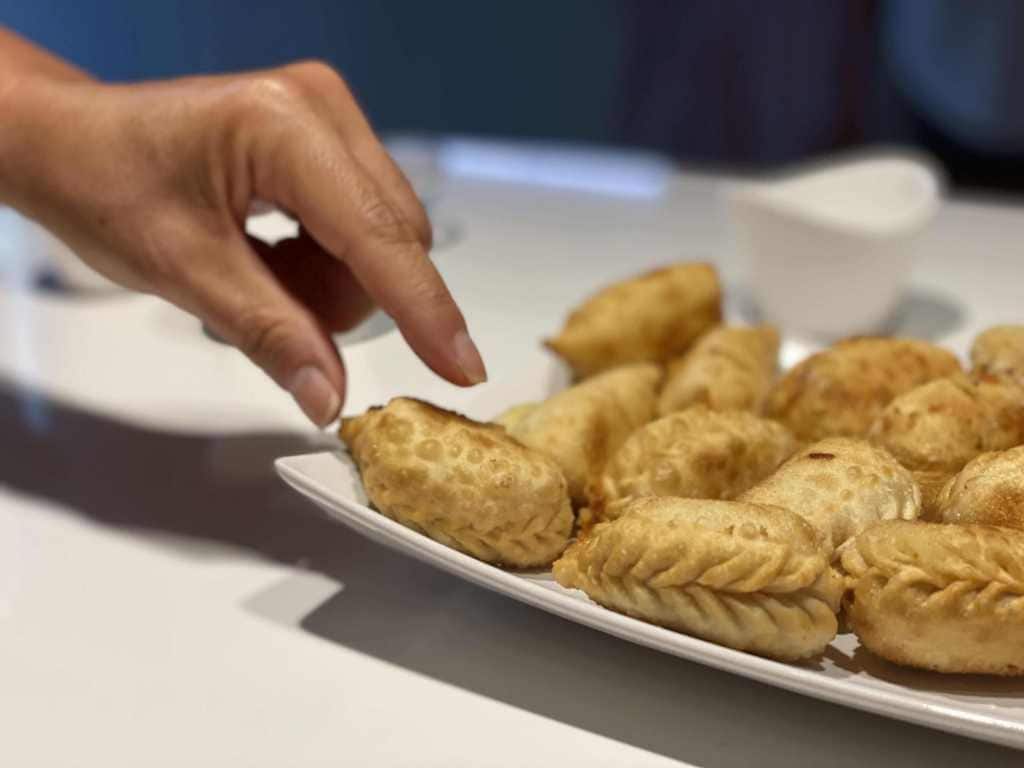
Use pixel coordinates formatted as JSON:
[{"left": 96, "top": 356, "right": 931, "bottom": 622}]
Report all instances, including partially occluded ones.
[
  {"left": 554, "top": 497, "right": 843, "bottom": 660},
  {"left": 842, "top": 521, "right": 1024, "bottom": 675}
]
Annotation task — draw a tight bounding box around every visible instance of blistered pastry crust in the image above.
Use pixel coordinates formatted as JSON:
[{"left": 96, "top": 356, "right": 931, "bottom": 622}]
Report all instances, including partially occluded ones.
[{"left": 341, "top": 398, "right": 573, "bottom": 567}]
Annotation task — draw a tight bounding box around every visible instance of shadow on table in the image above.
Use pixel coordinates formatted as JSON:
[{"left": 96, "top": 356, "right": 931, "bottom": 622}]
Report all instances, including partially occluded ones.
[
  {"left": 826, "top": 644, "right": 1024, "bottom": 698},
  {"left": 1, "top": 379, "right": 1019, "bottom": 768}
]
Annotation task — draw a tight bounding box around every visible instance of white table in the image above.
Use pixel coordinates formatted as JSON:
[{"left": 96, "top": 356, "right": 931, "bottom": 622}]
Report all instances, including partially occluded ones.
[{"left": 1, "top": 145, "right": 1023, "bottom": 767}]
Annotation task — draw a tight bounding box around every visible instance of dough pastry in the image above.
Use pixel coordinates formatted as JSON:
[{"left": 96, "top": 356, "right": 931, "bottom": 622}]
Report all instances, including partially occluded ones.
[
  {"left": 842, "top": 521, "right": 1024, "bottom": 675},
  {"left": 971, "top": 325, "right": 1024, "bottom": 388},
  {"left": 545, "top": 262, "right": 721, "bottom": 379},
  {"left": 657, "top": 325, "right": 780, "bottom": 416},
  {"left": 765, "top": 337, "right": 961, "bottom": 442},
  {"left": 341, "top": 398, "right": 573, "bottom": 567},
  {"left": 937, "top": 445, "right": 1024, "bottom": 529},
  {"left": 910, "top": 469, "right": 958, "bottom": 521},
  {"left": 494, "top": 402, "right": 539, "bottom": 434},
  {"left": 553, "top": 497, "right": 843, "bottom": 660},
  {"left": 590, "top": 407, "right": 796, "bottom": 522},
  {"left": 740, "top": 437, "right": 921, "bottom": 554},
  {"left": 498, "top": 363, "right": 662, "bottom": 504},
  {"left": 868, "top": 375, "right": 1024, "bottom": 516}
]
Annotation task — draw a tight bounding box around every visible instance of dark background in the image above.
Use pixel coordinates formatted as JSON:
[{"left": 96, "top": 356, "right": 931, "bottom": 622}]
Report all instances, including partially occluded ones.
[{"left": 5, "top": 0, "right": 1024, "bottom": 192}]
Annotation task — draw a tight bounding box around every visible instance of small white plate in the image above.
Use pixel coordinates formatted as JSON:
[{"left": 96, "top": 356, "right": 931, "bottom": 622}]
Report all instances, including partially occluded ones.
[{"left": 276, "top": 450, "right": 1024, "bottom": 751}]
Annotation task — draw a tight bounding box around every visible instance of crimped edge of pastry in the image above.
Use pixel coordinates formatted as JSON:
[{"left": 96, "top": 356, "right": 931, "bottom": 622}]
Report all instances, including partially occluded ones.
[
  {"left": 554, "top": 499, "right": 843, "bottom": 661},
  {"left": 841, "top": 521, "right": 1024, "bottom": 675}
]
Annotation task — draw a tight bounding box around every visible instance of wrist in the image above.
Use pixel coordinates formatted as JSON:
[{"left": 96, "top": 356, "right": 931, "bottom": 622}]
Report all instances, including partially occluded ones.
[
  {"left": 0, "top": 75, "right": 45, "bottom": 211},
  {"left": 0, "top": 75, "right": 76, "bottom": 214},
  {"left": 0, "top": 28, "right": 92, "bottom": 207},
  {"left": 0, "top": 74, "right": 32, "bottom": 208}
]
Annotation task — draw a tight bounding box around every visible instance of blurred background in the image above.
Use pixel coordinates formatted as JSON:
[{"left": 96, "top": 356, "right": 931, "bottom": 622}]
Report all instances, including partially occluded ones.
[{"left": 3, "top": 0, "right": 1024, "bottom": 193}]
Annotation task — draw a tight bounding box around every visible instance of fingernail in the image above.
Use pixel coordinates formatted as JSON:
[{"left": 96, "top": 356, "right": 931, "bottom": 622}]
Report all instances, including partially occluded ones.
[
  {"left": 287, "top": 366, "right": 341, "bottom": 427},
  {"left": 453, "top": 329, "right": 488, "bottom": 385}
]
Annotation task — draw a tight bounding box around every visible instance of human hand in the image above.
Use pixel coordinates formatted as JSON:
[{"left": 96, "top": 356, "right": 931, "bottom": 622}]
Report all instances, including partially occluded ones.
[{"left": 0, "top": 57, "right": 486, "bottom": 426}]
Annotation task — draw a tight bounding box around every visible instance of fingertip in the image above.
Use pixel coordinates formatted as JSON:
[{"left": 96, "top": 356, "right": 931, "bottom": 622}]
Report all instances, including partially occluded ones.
[
  {"left": 287, "top": 365, "right": 342, "bottom": 427},
  {"left": 452, "top": 329, "right": 488, "bottom": 386}
]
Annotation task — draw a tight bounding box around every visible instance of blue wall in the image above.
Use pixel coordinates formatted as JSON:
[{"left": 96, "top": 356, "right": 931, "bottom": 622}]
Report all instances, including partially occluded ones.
[
  {"left": 1, "top": 1, "right": 628, "bottom": 143},
  {"left": 12, "top": 1, "right": 1023, "bottom": 192}
]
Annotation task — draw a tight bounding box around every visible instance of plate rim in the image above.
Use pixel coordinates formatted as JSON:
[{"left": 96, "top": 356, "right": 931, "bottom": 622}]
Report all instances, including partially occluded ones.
[{"left": 275, "top": 450, "right": 1024, "bottom": 751}]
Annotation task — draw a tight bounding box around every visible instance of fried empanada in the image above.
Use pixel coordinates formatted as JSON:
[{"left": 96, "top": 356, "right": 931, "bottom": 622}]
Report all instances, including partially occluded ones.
[
  {"left": 657, "top": 325, "right": 780, "bottom": 416},
  {"left": 842, "top": 521, "right": 1024, "bottom": 675},
  {"left": 340, "top": 398, "right": 573, "bottom": 567},
  {"left": 499, "top": 363, "right": 662, "bottom": 504},
  {"left": 937, "top": 445, "right": 1024, "bottom": 529},
  {"left": 765, "top": 337, "right": 961, "bottom": 442},
  {"left": 971, "top": 325, "right": 1024, "bottom": 388},
  {"left": 494, "top": 402, "right": 539, "bottom": 434},
  {"left": 545, "top": 262, "right": 721, "bottom": 379},
  {"left": 589, "top": 407, "right": 796, "bottom": 522},
  {"left": 868, "top": 375, "right": 1024, "bottom": 516},
  {"left": 910, "top": 469, "right": 958, "bottom": 520},
  {"left": 553, "top": 497, "right": 843, "bottom": 660},
  {"left": 740, "top": 437, "right": 921, "bottom": 554}
]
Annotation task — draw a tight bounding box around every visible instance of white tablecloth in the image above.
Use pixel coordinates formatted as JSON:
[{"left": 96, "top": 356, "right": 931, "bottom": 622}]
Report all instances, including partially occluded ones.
[{"left": 2, "top": 151, "right": 1023, "bottom": 767}]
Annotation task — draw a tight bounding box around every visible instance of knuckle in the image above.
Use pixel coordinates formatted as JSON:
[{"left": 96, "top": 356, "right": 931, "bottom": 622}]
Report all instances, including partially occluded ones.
[
  {"left": 407, "top": 277, "right": 453, "bottom": 316},
  {"left": 233, "top": 75, "right": 307, "bottom": 120},
  {"left": 359, "top": 195, "right": 410, "bottom": 245},
  {"left": 288, "top": 59, "right": 346, "bottom": 90},
  {"left": 235, "top": 306, "right": 299, "bottom": 370},
  {"left": 411, "top": 210, "right": 434, "bottom": 250},
  {"left": 348, "top": 141, "right": 433, "bottom": 251}
]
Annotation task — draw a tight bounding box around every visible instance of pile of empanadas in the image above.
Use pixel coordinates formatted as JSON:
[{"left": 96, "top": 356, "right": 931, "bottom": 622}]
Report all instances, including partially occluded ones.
[{"left": 340, "top": 261, "right": 1024, "bottom": 675}]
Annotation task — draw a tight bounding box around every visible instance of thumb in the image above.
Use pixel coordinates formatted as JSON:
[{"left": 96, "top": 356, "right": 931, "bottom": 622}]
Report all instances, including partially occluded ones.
[{"left": 186, "top": 236, "right": 346, "bottom": 427}]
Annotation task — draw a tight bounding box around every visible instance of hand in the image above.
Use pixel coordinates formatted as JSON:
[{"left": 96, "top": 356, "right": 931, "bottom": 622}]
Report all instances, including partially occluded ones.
[{"left": 0, "top": 56, "right": 487, "bottom": 426}]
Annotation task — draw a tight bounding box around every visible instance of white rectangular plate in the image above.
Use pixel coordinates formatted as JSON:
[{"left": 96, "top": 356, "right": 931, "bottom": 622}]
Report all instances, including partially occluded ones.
[{"left": 276, "top": 450, "right": 1024, "bottom": 750}]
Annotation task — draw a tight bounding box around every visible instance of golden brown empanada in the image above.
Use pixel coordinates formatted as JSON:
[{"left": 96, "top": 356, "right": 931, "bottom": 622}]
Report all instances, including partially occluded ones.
[
  {"left": 765, "top": 337, "right": 961, "bottom": 442},
  {"left": 498, "top": 363, "right": 662, "bottom": 504},
  {"left": 971, "top": 325, "right": 1024, "bottom": 388},
  {"left": 910, "top": 470, "right": 958, "bottom": 520},
  {"left": 493, "top": 402, "right": 539, "bottom": 434},
  {"left": 937, "top": 445, "right": 1024, "bottom": 529},
  {"left": 589, "top": 407, "right": 796, "bottom": 522},
  {"left": 868, "top": 375, "right": 1024, "bottom": 516},
  {"left": 545, "top": 262, "right": 721, "bottom": 379},
  {"left": 740, "top": 437, "right": 921, "bottom": 554},
  {"left": 842, "top": 521, "right": 1024, "bottom": 675},
  {"left": 553, "top": 497, "right": 843, "bottom": 660},
  {"left": 657, "top": 325, "right": 780, "bottom": 416},
  {"left": 340, "top": 398, "right": 573, "bottom": 567}
]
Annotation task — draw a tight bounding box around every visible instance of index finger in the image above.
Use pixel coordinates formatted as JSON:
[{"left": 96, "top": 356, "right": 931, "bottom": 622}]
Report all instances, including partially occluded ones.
[
  {"left": 263, "top": 124, "right": 486, "bottom": 387},
  {"left": 277, "top": 60, "right": 433, "bottom": 250}
]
